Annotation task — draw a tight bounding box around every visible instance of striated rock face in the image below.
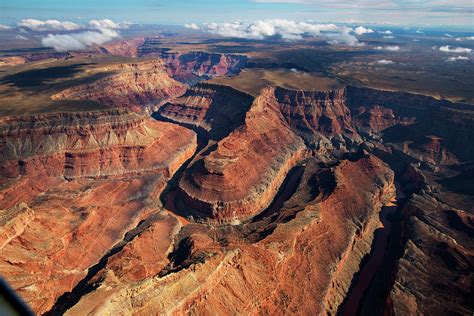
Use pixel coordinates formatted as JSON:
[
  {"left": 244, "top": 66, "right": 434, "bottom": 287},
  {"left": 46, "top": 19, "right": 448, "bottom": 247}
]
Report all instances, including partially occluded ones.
[
  {"left": 65, "top": 154, "right": 395, "bottom": 315},
  {"left": 346, "top": 86, "right": 474, "bottom": 163},
  {"left": 52, "top": 60, "right": 186, "bottom": 112},
  {"left": 98, "top": 37, "right": 146, "bottom": 57},
  {"left": 176, "top": 87, "right": 307, "bottom": 221},
  {"left": 160, "top": 51, "right": 247, "bottom": 84},
  {"left": 0, "top": 56, "right": 27, "bottom": 67},
  {"left": 158, "top": 83, "right": 253, "bottom": 140},
  {"left": 275, "top": 87, "right": 362, "bottom": 153},
  {"left": 0, "top": 109, "right": 196, "bottom": 314},
  {"left": 390, "top": 194, "right": 474, "bottom": 315},
  {"left": 0, "top": 109, "right": 197, "bottom": 180}
]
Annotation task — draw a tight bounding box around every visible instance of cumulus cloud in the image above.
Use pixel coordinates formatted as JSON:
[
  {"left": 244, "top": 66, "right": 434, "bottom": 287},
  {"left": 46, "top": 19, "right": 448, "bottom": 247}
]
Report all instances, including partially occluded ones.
[
  {"left": 447, "top": 56, "right": 469, "bottom": 62},
  {"left": 466, "top": 36, "right": 474, "bottom": 40},
  {"left": 353, "top": 26, "right": 374, "bottom": 35},
  {"left": 203, "top": 19, "right": 361, "bottom": 45},
  {"left": 184, "top": 23, "right": 199, "bottom": 30},
  {"left": 88, "top": 19, "right": 128, "bottom": 30},
  {"left": 376, "top": 59, "right": 394, "bottom": 65},
  {"left": 379, "top": 30, "right": 392, "bottom": 34},
  {"left": 18, "top": 19, "right": 80, "bottom": 31},
  {"left": 41, "top": 28, "right": 120, "bottom": 52},
  {"left": 375, "top": 45, "right": 400, "bottom": 51},
  {"left": 439, "top": 45, "right": 472, "bottom": 53},
  {"left": 0, "top": 24, "right": 11, "bottom": 30},
  {"left": 37, "top": 19, "right": 128, "bottom": 52},
  {"left": 383, "top": 35, "right": 394, "bottom": 39}
]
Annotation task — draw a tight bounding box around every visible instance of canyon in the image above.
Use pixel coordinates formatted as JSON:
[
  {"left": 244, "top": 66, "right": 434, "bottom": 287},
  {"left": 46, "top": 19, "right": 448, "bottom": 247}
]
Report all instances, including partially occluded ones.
[{"left": 0, "top": 50, "right": 473, "bottom": 315}]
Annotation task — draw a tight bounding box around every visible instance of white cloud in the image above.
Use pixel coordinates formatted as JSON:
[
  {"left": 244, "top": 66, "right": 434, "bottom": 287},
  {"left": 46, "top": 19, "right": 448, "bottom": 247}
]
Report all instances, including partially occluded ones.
[
  {"left": 41, "top": 28, "right": 120, "bottom": 52},
  {"left": 15, "top": 35, "right": 28, "bottom": 40},
  {"left": 376, "top": 59, "right": 394, "bottom": 65},
  {"left": 375, "top": 45, "right": 400, "bottom": 51},
  {"left": 0, "top": 24, "right": 11, "bottom": 30},
  {"left": 203, "top": 19, "right": 361, "bottom": 45},
  {"left": 18, "top": 19, "right": 81, "bottom": 31},
  {"left": 439, "top": 45, "right": 472, "bottom": 53},
  {"left": 184, "top": 23, "right": 199, "bottom": 30},
  {"left": 353, "top": 26, "right": 374, "bottom": 35},
  {"left": 378, "top": 30, "right": 392, "bottom": 34},
  {"left": 444, "top": 33, "right": 453, "bottom": 38},
  {"left": 33, "top": 19, "right": 128, "bottom": 52},
  {"left": 446, "top": 56, "right": 469, "bottom": 62},
  {"left": 88, "top": 19, "right": 128, "bottom": 30},
  {"left": 466, "top": 36, "right": 474, "bottom": 40},
  {"left": 383, "top": 35, "right": 394, "bottom": 39}
]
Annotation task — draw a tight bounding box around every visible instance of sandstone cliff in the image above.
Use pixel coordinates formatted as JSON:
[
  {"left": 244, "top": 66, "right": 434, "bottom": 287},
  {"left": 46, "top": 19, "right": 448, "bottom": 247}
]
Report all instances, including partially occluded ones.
[
  {"left": 52, "top": 60, "right": 186, "bottom": 113},
  {"left": 160, "top": 51, "right": 247, "bottom": 84},
  {"left": 0, "top": 109, "right": 197, "bottom": 314},
  {"left": 176, "top": 86, "right": 308, "bottom": 221},
  {"left": 158, "top": 83, "right": 253, "bottom": 140}
]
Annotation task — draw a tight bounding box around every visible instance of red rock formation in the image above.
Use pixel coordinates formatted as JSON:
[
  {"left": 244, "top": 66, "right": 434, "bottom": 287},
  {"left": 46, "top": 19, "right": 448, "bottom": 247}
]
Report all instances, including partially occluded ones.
[
  {"left": 99, "top": 37, "right": 146, "bottom": 57},
  {"left": 158, "top": 83, "right": 253, "bottom": 139},
  {"left": 0, "top": 109, "right": 196, "bottom": 314},
  {"left": 390, "top": 194, "right": 474, "bottom": 315},
  {"left": 65, "top": 154, "right": 395, "bottom": 315},
  {"left": 159, "top": 51, "right": 247, "bottom": 83},
  {"left": 52, "top": 60, "right": 186, "bottom": 112},
  {"left": 176, "top": 86, "right": 307, "bottom": 222},
  {"left": 0, "top": 109, "right": 196, "bottom": 180},
  {"left": 0, "top": 56, "right": 27, "bottom": 67},
  {"left": 275, "top": 87, "right": 362, "bottom": 153}
]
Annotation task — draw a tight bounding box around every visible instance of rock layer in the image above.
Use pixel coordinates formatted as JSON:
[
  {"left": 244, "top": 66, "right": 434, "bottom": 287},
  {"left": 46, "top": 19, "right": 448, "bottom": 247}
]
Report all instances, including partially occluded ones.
[
  {"left": 160, "top": 51, "right": 247, "bottom": 84},
  {"left": 52, "top": 60, "right": 186, "bottom": 112},
  {"left": 0, "top": 109, "right": 197, "bottom": 180},
  {"left": 176, "top": 86, "right": 307, "bottom": 221},
  {"left": 158, "top": 83, "right": 253, "bottom": 140},
  {"left": 65, "top": 154, "right": 395, "bottom": 315},
  {"left": 0, "top": 109, "right": 197, "bottom": 313}
]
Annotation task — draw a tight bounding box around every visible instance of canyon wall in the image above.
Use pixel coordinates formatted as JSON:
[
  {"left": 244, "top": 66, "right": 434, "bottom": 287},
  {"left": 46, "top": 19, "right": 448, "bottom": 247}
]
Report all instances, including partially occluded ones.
[
  {"left": 176, "top": 86, "right": 308, "bottom": 222},
  {"left": 52, "top": 60, "right": 186, "bottom": 113}
]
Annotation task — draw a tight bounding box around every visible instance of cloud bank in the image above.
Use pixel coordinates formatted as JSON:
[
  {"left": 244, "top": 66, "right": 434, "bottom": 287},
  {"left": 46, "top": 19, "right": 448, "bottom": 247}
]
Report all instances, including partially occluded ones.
[
  {"left": 18, "top": 19, "right": 81, "bottom": 31},
  {"left": 353, "top": 26, "right": 373, "bottom": 35},
  {"left": 36, "top": 19, "right": 127, "bottom": 52},
  {"left": 446, "top": 56, "right": 469, "bottom": 62},
  {"left": 201, "top": 20, "right": 371, "bottom": 46},
  {"left": 439, "top": 45, "right": 472, "bottom": 53},
  {"left": 376, "top": 59, "right": 394, "bottom": 65},
  {"left": 184, "top": 23, "right": 199, "bottom": 30},
  {"left": 375, "top": 45, "right": 400, "bottom": 51}
]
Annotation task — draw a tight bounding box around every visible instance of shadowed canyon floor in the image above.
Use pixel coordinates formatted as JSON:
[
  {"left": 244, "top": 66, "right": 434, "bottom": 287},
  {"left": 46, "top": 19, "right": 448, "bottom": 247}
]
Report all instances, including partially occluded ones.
[{"left": 0, "top": 42, "right": 473, "bottom": 315}]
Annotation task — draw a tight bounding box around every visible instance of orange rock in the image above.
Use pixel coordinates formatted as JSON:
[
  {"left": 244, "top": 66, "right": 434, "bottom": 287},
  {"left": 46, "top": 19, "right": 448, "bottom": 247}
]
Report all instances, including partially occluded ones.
[{"left": 52, "top": 60, "right": 186, "bottom": 112}]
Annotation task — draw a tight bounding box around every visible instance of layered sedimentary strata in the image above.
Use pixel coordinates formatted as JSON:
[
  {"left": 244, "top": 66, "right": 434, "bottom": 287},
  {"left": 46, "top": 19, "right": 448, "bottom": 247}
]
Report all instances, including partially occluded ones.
[
  {"left": 158, "top": 83, "right": 253, "bottom": 139},
  {"left": 0, "top": 109, "right": 196, "bottom": 314},
  {"left": 99, "top": 37, "right": 146, "bottom": 57},
  {"left": 0, "top": 56, "right": 27, "bottom": 67},
  {"left": 160, "top": 51, "right": 247, "bottom": 83},
  {"left": 176, "top": 86, "right": 307, "bottom": 221},
  {"left": 0, "top": 109, "right": 197, "bottom": 180},
  {"left": 346, "top": 86, "right": 474, "bottom": 163},
  {"left": 390, "top": 194, "right": 474, "bottom": 315},
  {"left": 52, "top": 60, "right": 186, "bottom": 112},
  {"left": 275, "top": 87, "right": 362, "bottom": 152},
  {"left": 65, "top": 154, "right": 395, "bottom": 315}
]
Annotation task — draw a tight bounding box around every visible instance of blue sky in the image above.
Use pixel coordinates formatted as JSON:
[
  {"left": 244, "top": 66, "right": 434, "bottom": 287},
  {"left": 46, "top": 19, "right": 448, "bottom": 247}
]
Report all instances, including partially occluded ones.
[{"left": 1, "top": 0, "right": 473, "bottom": 26}]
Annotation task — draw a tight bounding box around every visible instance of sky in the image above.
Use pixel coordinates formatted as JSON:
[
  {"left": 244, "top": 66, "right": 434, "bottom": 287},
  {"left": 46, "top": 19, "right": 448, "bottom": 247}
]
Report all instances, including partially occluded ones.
[{"left": 0, "top": 0, "right": 473, "bottom": 27}]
